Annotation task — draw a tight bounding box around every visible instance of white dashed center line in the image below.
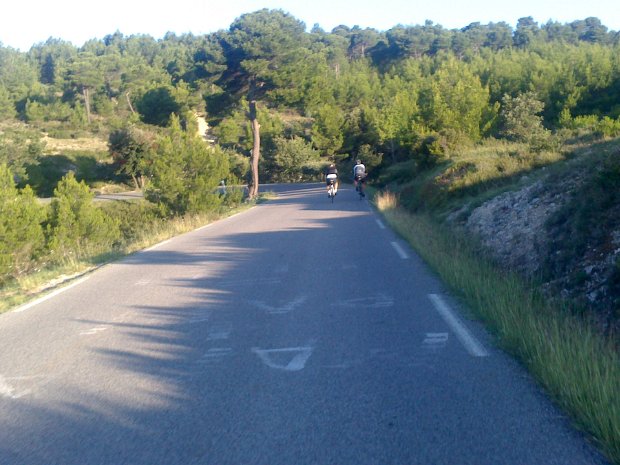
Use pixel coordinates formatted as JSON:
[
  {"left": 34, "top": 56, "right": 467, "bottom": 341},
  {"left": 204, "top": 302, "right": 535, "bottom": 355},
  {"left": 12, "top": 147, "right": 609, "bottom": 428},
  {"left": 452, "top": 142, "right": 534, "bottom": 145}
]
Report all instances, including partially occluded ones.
[{"left": 391, "top": 241, "right": 409, "bottom": 259}]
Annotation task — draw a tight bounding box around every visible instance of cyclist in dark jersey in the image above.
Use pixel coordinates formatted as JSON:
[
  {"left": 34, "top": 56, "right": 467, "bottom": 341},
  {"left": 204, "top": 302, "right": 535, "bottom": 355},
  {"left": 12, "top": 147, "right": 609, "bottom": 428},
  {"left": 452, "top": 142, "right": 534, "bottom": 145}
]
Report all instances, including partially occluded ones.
[{"left": 325, "top": 163, "right": 339, "bottom": 197}]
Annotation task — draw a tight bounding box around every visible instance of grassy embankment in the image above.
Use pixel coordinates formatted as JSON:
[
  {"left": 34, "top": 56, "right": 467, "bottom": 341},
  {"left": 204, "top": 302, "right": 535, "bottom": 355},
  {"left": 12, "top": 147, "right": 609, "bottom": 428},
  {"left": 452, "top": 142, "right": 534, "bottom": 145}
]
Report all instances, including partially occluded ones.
[{"left": 373, "top": 138, "right": 620, "bottom": 464}]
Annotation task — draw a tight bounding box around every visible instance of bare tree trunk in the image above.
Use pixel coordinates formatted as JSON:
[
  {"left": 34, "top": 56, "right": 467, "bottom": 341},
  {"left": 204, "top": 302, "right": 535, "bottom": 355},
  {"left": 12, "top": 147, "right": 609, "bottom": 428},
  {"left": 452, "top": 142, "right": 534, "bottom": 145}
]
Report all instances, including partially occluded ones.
[
  {"left": 83, "top": 87, "right": 92, "bottom": 123},
  {"left": 125, "top": 92, "right": 136, "bottom": 114},
  {"left": 248, "top": 100, "right": 261, "bottom": 200}
]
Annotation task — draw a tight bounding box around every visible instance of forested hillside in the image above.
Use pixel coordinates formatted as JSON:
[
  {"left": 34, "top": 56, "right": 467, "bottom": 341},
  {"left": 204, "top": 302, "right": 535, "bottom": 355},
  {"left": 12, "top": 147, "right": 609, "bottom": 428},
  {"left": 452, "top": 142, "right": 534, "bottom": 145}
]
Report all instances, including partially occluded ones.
[{"left": 1, "top": 9, "right": 620, "bottom": 330}]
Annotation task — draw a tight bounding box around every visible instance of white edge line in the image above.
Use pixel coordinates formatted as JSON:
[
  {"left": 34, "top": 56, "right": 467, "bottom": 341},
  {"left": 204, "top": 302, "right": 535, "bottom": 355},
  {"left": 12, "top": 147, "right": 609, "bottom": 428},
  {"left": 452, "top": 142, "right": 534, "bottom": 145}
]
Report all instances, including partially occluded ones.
[
  {"left": 391, "top": 241, "right": 409, "bottom": 259},
  {"left": 376, "top": 219, "right": 386, "bottom": 229},
  {"left": 193, "top": 208, "right": 255, "bottom": 232},
  {"left": 428, "top": 294, "right": 489, "bottom": 357},
  {"left": 144, "top": 207, "right": 255, "bottom": 249},
  {"left": 14, "top": 276, "right": 90, "bottom": 313},
  {"left": 145, "top": 239, "right": 172, "bottom": 251},
  {"left": 196, "top": 224, "right": 212, "bottom": 231},
  {"left": 197, "top": 207, "right": 255, "bottom": 230}
]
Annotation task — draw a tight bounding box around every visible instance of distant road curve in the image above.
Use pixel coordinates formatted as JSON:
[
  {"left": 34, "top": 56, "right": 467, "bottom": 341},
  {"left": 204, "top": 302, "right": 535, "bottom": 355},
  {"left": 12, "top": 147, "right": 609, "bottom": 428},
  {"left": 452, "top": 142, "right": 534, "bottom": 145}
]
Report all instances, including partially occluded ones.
[
  {"left": 38, "top": 184, "right": 252, "bottom": 204},
  {"left": 36, "top": 190, "right": 142, "bottom": 204},
  {"left": 93, "top": 190, "right": 144, "bottom": 201}
]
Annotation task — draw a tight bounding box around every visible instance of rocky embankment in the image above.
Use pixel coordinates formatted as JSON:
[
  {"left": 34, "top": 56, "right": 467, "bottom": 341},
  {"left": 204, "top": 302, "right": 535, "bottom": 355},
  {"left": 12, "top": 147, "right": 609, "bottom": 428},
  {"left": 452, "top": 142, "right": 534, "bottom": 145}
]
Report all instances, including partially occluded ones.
[{"left": 455, "top": 171, "right": 619, "bottom": 335}]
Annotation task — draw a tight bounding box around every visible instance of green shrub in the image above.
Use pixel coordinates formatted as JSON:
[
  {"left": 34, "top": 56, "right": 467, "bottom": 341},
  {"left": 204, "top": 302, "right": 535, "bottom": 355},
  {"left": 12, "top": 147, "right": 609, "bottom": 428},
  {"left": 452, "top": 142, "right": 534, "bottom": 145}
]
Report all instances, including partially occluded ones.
[
  {"left": 560, "top": 112, "right": 620, "bottom": 139},
  {"left": 136, "top": 87, "right": 181, "bottom": 127},
  {"left": 0, "top": 86, "right": 16, "bottom": 119},
  {"left": 25, "top": 100, "right": 75, "bottom": 123},
  {"left": 266, "top": 136, "right": 321, "bottom": 182},
  {"left": 46, "top": 172, "right": 121, "bottom": 260},
  {"left": 561, "top": 113, "right": 599, "bottom": 132},
  {"left": 0, "top": 126, "right": 45, "bottom": 183},
  {"left": 356, "top": 144, "right": 384, "bottom": 173},
  {"left": 146, "top": 116, "right": 230, "bottom": 215},
  {"left": 225, "top": 149, "right": 250, "bottom": 181},
  {"left": 595, "top": 117, "right": 620, "bottom": 138},
  {"left": 98, "top": 200, "right": 164, "bottom": 243},
  {"left": 108, "top": 125, "right": 156, "bottom": 190},
  {"left": 0, "top": 164, "right": 46, "bottom": 282},
  {"left": 500, "top": 92, "right": 552, "bottom": 147}
]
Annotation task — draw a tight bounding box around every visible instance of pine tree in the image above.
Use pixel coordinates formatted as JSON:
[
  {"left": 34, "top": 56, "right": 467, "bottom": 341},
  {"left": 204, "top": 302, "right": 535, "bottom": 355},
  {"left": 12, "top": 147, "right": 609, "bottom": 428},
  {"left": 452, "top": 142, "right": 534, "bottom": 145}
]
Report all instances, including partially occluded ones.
[
  {"left": 0, "top": 164, "right": 45, "bottom": 282},
  {"left": 47, "top": 172, "right": 120, "bottom": 260}
]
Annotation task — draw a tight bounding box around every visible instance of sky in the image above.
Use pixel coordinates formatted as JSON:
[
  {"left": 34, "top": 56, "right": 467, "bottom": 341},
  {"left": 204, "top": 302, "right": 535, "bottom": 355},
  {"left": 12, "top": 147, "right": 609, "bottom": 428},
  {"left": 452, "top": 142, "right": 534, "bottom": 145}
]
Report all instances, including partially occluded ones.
[{"left": 1, "top": 0, "right": 619, "bottom": 51}]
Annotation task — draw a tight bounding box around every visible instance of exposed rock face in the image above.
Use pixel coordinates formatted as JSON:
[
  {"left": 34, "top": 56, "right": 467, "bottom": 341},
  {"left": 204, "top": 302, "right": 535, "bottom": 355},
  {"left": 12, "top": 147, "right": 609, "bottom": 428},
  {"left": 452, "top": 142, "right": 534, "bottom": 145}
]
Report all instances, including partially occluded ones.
[
  {"left": 465, "top": 181, "right": 561, "bottom": 275},
  {"left": 457, "top": 173, "right": 619, "bottom": 334}
]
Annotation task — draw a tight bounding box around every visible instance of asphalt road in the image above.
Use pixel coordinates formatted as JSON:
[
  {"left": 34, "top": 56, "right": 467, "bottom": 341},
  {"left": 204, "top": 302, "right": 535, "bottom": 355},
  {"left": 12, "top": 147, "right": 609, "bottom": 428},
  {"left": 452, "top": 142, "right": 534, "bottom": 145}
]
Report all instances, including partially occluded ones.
[{"left": 0, "top": 183, "right": 609, "bottom": 465}]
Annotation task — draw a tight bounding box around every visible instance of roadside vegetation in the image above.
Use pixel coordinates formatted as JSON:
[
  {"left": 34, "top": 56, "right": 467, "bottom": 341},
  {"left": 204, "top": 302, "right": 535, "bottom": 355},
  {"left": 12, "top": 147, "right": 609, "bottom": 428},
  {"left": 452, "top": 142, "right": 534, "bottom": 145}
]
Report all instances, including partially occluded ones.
[
  {"left": 0, "top": 119, "right": 248, "bottom": 312},
  {"left": 375, "top": 194, "right": 619, "bottom": 462},
  {"left": 378, "top": 131, "right": 620, "bottom": 330},
  {"left": 0, "top": 195, "right": 252, "bottom": 313},
  {"left": 371, "top": 115, "right": 620, "bottom": 462}
]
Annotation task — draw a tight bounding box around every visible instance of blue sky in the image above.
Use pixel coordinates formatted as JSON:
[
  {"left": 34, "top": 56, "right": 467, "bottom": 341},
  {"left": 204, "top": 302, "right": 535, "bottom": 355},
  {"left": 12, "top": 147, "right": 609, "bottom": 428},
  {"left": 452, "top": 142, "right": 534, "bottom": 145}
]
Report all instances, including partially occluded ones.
[{"left": 2, "top": 0, "right": 619, "bottom": 51}]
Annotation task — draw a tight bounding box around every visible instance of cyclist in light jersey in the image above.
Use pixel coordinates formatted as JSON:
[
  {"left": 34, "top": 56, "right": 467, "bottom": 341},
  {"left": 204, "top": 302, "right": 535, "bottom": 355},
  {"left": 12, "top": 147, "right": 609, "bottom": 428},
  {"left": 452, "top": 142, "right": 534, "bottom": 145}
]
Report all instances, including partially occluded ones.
[{"left": 353, "top": 159, "right": 366, "bottom": 197}]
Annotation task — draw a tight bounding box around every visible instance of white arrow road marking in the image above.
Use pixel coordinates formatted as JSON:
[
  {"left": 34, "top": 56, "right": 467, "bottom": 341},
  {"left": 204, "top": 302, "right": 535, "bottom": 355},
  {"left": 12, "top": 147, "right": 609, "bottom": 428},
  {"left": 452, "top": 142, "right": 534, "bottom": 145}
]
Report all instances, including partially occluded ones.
[
  {"left": 0, "top": 375, "right": 33, "bottom": 399},
  {"left": 184, "top": 310, "right": 213, "bottom": 325},
  {"left": 428, "top": 294, "right": 489, "bottom": 357},
  {"left": 197, "top": 348, "right": 233, "bottom": 364},
  {"left": 206, "top": 323, "right": 232, "bottom": 341},
  {"left": 250, "top": 295, "right": 307, "bottom": 314},
  {"left": 332, "top": 293, "right": 394, "bottom": 309},
  {"left": 423, "top": 332, "right": 449, "bottom": 350},
  {"left": 252, "top": 345, "right": 314, "bottom": 371},
  {"left": 0, "top": 376, "right": 17, "bottom": 399},
  {"left": 79, "top": 326, "right": 108, "bottom": 336},
  {"left": 187, "top": 316, "right": 212, "bottom": 324}
]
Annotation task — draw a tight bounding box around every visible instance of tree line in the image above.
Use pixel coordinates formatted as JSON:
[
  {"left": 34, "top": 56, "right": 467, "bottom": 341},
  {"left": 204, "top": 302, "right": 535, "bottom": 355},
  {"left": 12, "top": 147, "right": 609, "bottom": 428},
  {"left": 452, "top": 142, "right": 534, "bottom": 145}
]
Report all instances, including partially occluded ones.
[
  {"left": 1, "top": 11, "right": 619, "bottom": 173},
  {"left": 2, "top": 9, "right": 620, "bottom": 282}
]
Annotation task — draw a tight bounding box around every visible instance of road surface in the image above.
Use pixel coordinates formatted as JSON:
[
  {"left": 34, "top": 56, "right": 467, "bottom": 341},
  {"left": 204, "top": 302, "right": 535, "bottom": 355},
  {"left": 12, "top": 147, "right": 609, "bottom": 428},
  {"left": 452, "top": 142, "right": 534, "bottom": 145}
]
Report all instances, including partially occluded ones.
[{"left": 0, "top": 183, "right": 609, "bottom": 465}]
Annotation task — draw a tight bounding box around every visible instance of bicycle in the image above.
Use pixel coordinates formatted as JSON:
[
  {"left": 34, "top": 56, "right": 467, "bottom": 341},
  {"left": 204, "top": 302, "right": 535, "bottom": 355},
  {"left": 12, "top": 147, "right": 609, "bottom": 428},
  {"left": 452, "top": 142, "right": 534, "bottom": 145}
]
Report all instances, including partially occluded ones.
[
  {"left": 355, "top": 175, "right": 366, "bottom": 200},
  {"left": 327, "top": 179, "right": 336, "bottom": 203}
]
